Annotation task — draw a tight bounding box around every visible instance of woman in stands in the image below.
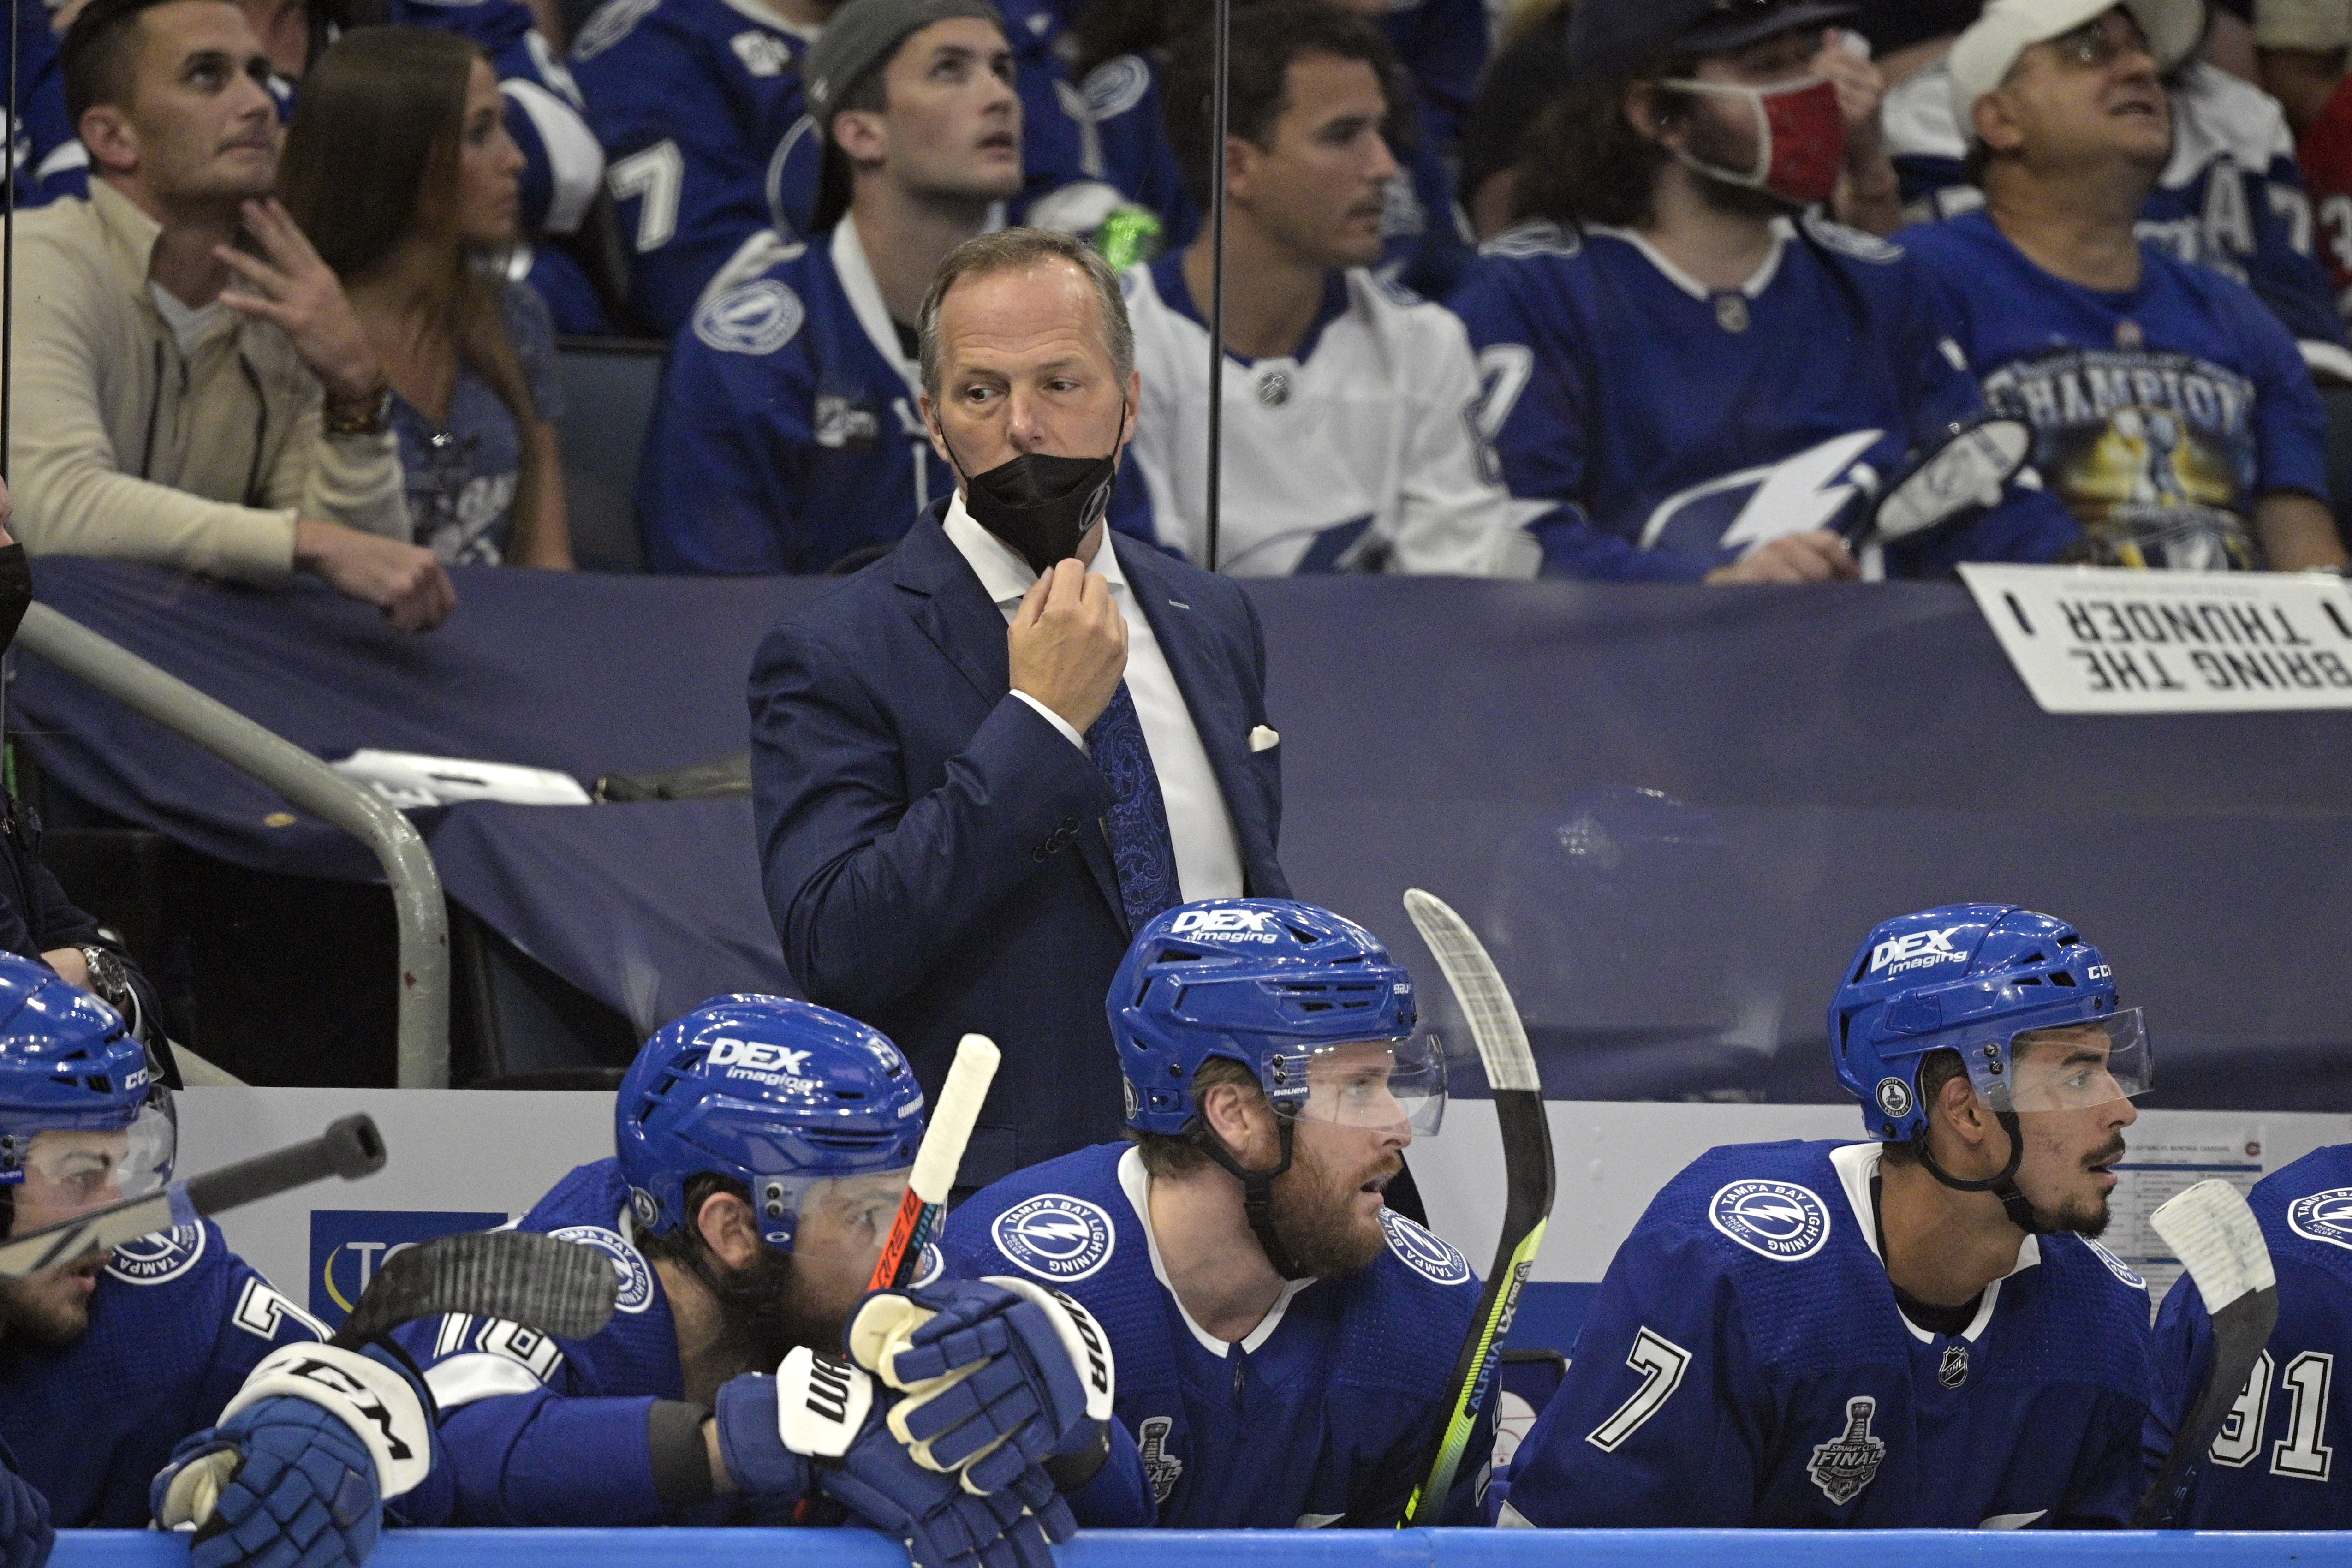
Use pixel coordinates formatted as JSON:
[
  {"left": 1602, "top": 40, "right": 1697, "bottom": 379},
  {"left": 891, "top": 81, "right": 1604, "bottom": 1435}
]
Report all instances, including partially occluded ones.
[{"left": 280, "top": 27, "right": 572, "bottom": 569}]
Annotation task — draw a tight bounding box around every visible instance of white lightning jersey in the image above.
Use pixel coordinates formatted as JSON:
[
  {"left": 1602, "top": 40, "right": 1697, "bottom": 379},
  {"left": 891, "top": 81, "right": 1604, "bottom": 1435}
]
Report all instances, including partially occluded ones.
[{"left": 1122, "top": 254, "right": 1536, "bottom": 578}]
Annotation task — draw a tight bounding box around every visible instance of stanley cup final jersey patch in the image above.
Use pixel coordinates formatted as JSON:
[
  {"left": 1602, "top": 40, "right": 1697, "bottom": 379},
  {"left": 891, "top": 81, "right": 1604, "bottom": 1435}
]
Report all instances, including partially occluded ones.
[{"left": 1806, "top": 1396, "right": 1888, "bottom": 1505}]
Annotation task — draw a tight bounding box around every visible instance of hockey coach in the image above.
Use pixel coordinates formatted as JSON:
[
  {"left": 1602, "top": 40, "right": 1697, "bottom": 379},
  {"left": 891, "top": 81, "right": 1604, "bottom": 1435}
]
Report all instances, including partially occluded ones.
[{"left": 750, "top": 226, "right": 1290, "bottom": 1188}]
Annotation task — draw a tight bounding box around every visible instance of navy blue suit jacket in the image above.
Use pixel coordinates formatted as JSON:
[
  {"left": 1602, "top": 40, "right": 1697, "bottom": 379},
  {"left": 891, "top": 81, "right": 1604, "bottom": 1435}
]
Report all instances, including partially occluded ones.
[{"left": 749, "top": 504, "right": 1289, "bottom": 1184}]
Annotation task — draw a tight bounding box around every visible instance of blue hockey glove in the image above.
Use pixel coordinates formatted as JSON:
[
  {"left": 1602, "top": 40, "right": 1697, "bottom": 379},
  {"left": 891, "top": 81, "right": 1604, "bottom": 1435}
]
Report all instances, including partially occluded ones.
[
  {"left": 847, "top": 1276, "right": 1114, "bottom": 1492},
  {"left": 721, "top": 1348, "right": 1068, "bottom": 1568},
  {"left": 152, "top": 1343, "right": 438, "bottom": 1568},
  {"left": 0, "top": 1459, "right": 53, "bottom": 1568}
]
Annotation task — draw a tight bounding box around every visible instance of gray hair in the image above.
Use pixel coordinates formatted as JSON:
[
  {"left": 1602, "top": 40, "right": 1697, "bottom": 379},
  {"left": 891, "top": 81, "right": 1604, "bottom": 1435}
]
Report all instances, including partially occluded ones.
[{"left": 916, "top": 227, "right": 1135, "bottom": 400}]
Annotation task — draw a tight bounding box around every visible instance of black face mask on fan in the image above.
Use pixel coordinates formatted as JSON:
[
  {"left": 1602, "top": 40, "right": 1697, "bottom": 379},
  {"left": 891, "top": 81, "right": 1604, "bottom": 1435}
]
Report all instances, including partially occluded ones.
[{"left": 941, "top": 405, "right": 1128, "bottom": 577}]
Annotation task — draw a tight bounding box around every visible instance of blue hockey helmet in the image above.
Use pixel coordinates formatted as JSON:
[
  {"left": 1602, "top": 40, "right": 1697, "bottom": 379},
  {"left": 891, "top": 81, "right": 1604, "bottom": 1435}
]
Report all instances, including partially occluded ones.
[
  {"left": 616, "top": 995, "right": 926, "bottom": 1252},
  {"left": 1110, "top": 899, "right": 1445, "bottom": 1138},
  {"left": 0, "top": 951, "right": 173, "bottom": 1233},
  {"left": 1828, "top": 904, "right": 2150, "bottom": 1144}
]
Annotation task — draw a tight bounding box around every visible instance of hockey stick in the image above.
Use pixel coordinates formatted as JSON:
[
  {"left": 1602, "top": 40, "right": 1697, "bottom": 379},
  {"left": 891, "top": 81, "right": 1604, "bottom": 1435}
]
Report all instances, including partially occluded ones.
[
  {"left": 0, "top": 1114, "right": 385, "bottom": 1279},
  {"left": 869, "top": 1033, "right": 1002, "bottom": 1292},
  {"left": 1398, "top": 889, "right": 1554, "bottom": 1527},
  {"left": 332, "top": 1229, "right": 619, "bottom": 1347},
  {"left": 2133, "top": 1178, "right": 2279, "bottom": 1527}
]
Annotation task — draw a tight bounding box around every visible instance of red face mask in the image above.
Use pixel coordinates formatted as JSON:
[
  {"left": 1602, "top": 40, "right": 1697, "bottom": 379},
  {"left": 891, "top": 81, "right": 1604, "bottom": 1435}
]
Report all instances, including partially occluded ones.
[{"left": 1660, "top": 75, "right": 1847, "bottom": 209}]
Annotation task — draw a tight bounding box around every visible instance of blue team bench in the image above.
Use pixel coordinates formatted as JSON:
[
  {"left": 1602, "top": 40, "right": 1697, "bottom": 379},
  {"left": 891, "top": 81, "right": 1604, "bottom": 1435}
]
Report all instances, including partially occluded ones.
[{"left": 43, "top": 1530, "right": 2352, "bottom": 1565}]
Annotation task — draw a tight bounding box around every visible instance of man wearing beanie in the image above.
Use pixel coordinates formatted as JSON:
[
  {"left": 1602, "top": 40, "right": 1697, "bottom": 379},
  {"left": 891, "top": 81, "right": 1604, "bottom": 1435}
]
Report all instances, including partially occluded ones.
[
  {"left": 637, "top": 0, "right": 1026, "bottom": 573},
  {"left": 1901, "top": 0, "right": 2349, "bottom": 569}
]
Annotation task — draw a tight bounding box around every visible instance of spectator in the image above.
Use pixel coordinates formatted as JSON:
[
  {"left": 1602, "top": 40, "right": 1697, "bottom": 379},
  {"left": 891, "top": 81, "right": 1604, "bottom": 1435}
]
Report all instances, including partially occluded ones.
[
  {"left": 2257, "top": 0, "right": 2352, "bottom": 323},
  {"left": 637, "top": 0, "right": 1021, "bottom": 574},
  {"left": 1066, "top": 0, "right": 1472, "bottom": 294},
  {"left": 280, "top": 27, "right": 573, "bottom": 568},
  {"left": 1449, "top": 0, "right": 2078, "bottom": 581},
  {"left": 1905, "top": 0, "right": 2348, "bottom": 569},
  {"left": 569, "top": 0, "right": 1091, "bottom": 334},
  {"left": 1885, "top": 0, "right": 2352, "bottom": 380},
  {"left": 750, "top": 227, "right": 1289, "bottom": 1185},
  {"left": 1125, "top": 0, "right": 1529, "bottom": 575},
  {"left": 10, "top": 0, "right": 453, "bottom": 631}
]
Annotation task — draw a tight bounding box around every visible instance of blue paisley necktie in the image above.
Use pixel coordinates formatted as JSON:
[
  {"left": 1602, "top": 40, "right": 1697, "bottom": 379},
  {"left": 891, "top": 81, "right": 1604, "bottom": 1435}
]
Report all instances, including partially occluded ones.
[{"left": 1085, "top": 680, "right": 1180, "bottom": 933}]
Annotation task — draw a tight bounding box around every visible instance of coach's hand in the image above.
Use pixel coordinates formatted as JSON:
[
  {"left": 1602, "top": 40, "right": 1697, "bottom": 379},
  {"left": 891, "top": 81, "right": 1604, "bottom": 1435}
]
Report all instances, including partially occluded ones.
[
  {"left": 1009, "top": 559, "right": 1126, "bottom": 733},
  {"left": 1704, "top": 530, "right": 1860, "bottom": 585}
]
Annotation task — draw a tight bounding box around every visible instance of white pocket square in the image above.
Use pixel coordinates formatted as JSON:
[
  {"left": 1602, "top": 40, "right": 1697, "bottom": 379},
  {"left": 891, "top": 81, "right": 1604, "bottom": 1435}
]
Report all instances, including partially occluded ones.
[{"left": 1249, "top": 725, "right": 1280, "bottom": 752}]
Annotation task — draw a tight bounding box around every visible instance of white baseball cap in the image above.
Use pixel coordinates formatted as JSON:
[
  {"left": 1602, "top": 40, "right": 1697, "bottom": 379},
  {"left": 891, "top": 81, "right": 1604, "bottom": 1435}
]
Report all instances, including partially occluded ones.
[{"left": 1947, "top": 0, "right": 2207, "bottom": 138}]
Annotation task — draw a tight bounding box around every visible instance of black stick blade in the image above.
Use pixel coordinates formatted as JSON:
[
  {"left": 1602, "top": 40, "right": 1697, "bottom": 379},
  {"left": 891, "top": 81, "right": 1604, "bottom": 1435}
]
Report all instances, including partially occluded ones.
[{"left": 334, "top": 1230, "right": 619, "bottom": 1347}]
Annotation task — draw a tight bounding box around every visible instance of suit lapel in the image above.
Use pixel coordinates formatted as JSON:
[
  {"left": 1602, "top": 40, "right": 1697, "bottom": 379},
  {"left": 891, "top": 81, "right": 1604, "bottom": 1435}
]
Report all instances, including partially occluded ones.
[
  {"left": 893, "top": 506, "right": 1012, "bottom": 704},
  {"left": 897, "top": 507, "right": 1130, "bottom": 928}
]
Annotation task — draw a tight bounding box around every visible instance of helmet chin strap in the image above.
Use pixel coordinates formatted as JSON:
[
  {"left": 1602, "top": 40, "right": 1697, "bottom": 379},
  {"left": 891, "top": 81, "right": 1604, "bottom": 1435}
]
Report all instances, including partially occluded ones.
[
  {"left": 1186, "top": 1114, "right": 1309, "bottom": 1281},
  {"left": 1913, "top": 1110, "right": 2049, "bottom": 1235}
]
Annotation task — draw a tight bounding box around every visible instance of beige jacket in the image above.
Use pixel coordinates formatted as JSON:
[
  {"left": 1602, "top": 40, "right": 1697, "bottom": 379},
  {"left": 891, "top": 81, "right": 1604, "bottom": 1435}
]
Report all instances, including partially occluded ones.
[{"left": 6, "top": 180, "right": 407, "bottom": 581}]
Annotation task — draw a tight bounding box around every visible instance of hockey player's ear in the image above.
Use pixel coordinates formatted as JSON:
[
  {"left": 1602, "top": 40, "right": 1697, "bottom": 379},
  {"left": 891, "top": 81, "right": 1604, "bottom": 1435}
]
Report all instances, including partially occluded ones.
[
  {"left": 1927, "top": 1071, "right": 1999, "bottom": 1174},
  {"left": 693, "top": 1189, "right": 764, "bottom": 1272},
  {"left": 1198, "top": 1080, "right": 1278, "bottom": 1166}
]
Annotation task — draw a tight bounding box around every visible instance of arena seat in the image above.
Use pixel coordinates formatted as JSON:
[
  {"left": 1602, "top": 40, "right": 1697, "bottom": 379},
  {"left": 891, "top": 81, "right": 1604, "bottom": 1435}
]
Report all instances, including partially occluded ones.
[{"left": 555, "top": 336, "right": 666, "bottom": 574}]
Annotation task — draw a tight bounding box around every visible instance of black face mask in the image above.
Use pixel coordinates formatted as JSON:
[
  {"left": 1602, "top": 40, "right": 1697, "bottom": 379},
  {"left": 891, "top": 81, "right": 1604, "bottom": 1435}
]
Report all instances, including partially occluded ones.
[
  {"left": 0, "top": 545, "right": 30, "bottom": 655},
  {"left": 944, "top": 408, "right": 1127, "bottom": 577}
]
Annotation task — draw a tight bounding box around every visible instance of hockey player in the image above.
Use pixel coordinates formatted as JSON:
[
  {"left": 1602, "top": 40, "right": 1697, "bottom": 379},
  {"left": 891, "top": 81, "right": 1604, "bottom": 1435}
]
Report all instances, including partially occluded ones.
[
  {"left": 939, "top": 898, "right": 1493, "bottom": 1526},
  {"left": 1501, "top": 904, "right": 2158, "bottom": 1527},
  {"left": 0, "top": 952, "right": 339, "bottom": 1530},
  {"left": 2146, "top": 1142, "right": 2352, "bottom": 1526},
  {"left": 390, "top": 993, "right": 1150, "bottom": 1555},
  {"left": 1885, "top": 0, "right": 2352, "bottom": 382},
  {"left": 1450, "top": 0, "right": 2082, "bottom": 582},
  {"left": 637, "top": 0, "right": 1023, "bottom": 574},
  {"left": 1901, "top": 0, "right": 2347, "bottom": 570},
  {"left": 1121, "top": 1, "right": 1530, "bottom": 577}
]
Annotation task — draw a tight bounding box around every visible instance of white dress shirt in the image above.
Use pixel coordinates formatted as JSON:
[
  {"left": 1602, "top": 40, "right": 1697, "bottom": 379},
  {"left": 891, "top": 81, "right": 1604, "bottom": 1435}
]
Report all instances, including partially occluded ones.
[{"left": 942, "top": 493, "right": 1245, "bottom": 903}]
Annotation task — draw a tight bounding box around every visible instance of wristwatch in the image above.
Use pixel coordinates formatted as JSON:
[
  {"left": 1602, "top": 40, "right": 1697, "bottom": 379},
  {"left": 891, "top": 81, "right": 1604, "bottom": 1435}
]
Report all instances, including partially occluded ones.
[
  {"left": 76, "top": 943, "right": 138, "bottom": 1028},
  {"left": 322, "top": 385, "right": 393, "bottom": 437}
]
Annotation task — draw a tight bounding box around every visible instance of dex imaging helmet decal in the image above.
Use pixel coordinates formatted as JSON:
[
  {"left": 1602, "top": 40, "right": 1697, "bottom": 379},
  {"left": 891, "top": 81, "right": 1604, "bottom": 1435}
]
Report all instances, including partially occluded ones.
[
  {"left": 991, "top": 1194, "right": 1116, "bottom": 1282},
  {"left": 1708, "top": 1180, "right": 1832, "bottom": 1262},
  {"left": 2289, "top": 1188, "right": 2352, "bottom": 1252},
  {"left": 1869, "top": 925, "right": 1967, "bottom": 978}
]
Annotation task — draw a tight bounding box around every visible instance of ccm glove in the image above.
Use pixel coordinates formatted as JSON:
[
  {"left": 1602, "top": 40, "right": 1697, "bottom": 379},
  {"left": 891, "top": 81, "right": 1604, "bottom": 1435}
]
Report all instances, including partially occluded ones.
[
  {"left": 152, "top": 1343, "right": 438, "bottom": 1568},
  {"left": 721, "top": 1348, "right": 1068, "bottom": 1568},
  {"left": 848, "top": 1276, "right": 1115, "bottom": 1492},
  {"left": 0, "top": 1460, "right": 53, "bottom": 1568}
]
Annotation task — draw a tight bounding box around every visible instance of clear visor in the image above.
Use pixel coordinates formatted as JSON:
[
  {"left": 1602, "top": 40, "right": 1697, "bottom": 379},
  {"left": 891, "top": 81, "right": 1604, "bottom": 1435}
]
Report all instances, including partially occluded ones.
[
  {"left": 1964, "top": 1009, "right": 2152, "bottom": 1116},
  {"left": 4, "top": 1103, "right": 175, "bottom": 1228},
  {"left": 1262, "top": 1034, "right": 1447, "bottom": 1137},
  {"left": 754, "top": 1164, "right": 912, "bottom": 1259}
]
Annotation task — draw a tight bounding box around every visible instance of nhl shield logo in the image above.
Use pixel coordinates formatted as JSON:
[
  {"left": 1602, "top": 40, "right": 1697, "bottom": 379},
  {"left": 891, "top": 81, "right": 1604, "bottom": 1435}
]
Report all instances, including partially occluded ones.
[
  {"left": 1806, "top": 1396, "right": 1887, "bottom": 1505},
  {"left": 1938, "top": 1343, "right": 1969, "bottom": 1389},
  {"left": 2288, "top": 1187, "right": 2352, "bottom": 1252}
]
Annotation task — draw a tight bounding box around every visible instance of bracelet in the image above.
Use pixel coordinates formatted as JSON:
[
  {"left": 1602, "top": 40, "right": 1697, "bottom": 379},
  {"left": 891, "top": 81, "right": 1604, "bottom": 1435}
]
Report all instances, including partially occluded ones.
[{"left": 322, "top": 385, "right": 393, "bottom": 437}]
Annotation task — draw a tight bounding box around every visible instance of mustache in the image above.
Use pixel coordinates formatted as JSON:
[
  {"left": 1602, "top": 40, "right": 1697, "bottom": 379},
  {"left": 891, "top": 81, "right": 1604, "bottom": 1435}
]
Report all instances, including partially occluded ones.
[{"left": 2084, "top": 1136, "right": 2127, "bottom": 1170}]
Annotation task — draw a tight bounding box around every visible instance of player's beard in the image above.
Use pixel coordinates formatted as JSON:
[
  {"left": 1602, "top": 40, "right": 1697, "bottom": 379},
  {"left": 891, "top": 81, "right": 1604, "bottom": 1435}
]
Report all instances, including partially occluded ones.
[
  {"left": 2028, "top": 1133, "right": 2129, "bottom": 1239},
  {"left": 0, "top": 1258, "right": 105, "bottom": 1348},
  {"left": 1268, "top": 1137, "right": 1402, "bottom": 1280},
  {"left": 706, "top": 1244, "right": 843, "bottom": 1371}
]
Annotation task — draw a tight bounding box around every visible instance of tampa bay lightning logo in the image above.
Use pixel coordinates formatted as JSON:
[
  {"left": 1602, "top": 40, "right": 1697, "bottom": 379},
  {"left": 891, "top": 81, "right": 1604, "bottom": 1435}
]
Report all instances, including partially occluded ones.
[
  {"left": 1638, "top": 430, "right": 1890, "bottom": 564},
  {"left": 693, "top": 279, "right": 804, "bottom": 356},
  {"left": 910, "top": 1243, "right": 944, "bottom": 1288},
  {"left": 1709, "top": 1180, "right": 1832, "bottom": 1262},
  {"left": 2082, "top": 1237, "right": 2146, "bottom": 1291},
  {"left": 549, "top": 1224, "right": 655, "bottom": 1314},
  {"left": 1079, "top": 54, "right": 1150, "bottom": 119},
  {"left": 1380, "top": 1208, "right": 1472, "bottom": 1287},
  {"left": 992, "top": 1195, "right": 1115, "bottom": 1282},
  {"left": 106, "top": 1221, "right": 207, "bottom": 1285},
  {"left": 2288, "top": 1187, "right": 2352, "bottom": 1252}
]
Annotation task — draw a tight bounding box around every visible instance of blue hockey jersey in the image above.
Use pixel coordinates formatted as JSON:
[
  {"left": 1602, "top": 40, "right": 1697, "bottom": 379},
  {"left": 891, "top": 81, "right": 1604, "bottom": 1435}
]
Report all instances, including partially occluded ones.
[
  {"left": 0, "top": 1219, "right": 327, "bottom": 1527},
  {"left": 1447, "top": 216, "right": 2082, "bottom": 581},
  {"left": 1886, "top": 60, "right": 2352, "bottom": 377},
  {"left": 392, "top": 1157, "right": 1153, "bottom": 1526},
  {"left": 2148, "top": 1144, "right": 2352, "bottom": 1527},
  {"left": 1901, "top": 209, "right": 2330, "bottom": 571},
  {"left": 939, "top": 1141, "right": 1493, "bottom": 1528},
  {"left": 1502, "top": 1140, "right": 2156, "bottom": 1529},
  {"left": 638, "top": 222, "right": 943, "bottom": 574}
]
